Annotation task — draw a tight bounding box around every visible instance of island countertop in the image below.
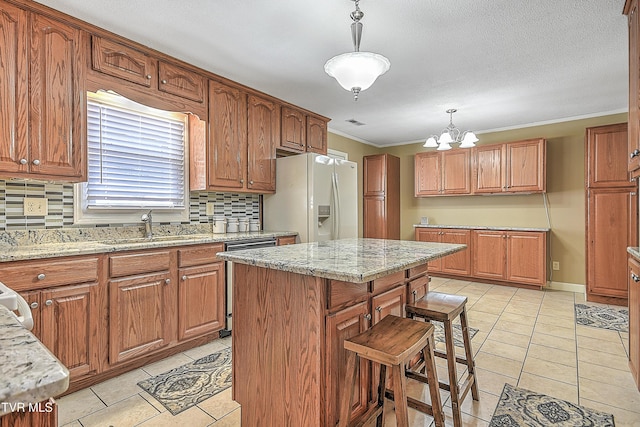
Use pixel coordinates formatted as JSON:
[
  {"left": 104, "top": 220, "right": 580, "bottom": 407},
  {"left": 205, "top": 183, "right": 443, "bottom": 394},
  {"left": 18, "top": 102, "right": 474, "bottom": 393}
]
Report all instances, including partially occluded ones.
[{"left": 216, "top": 238, "right": 466, "bottom": 283}]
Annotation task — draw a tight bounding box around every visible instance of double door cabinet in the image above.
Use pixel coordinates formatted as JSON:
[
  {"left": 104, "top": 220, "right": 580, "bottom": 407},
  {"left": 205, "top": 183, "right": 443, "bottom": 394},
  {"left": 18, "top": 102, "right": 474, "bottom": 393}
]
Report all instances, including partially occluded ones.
[
  {"left": 2, "top": 243, "right": 225, "bottom": 393},
  {"left": 363, "top": 154, "right": 400, "bottom": 239},
  {"left": 415, "top": 227, "right": 547, "bottom": 288},
  {"left": 279, "top": 106, "right": 328, "bottom": 155},
  {"left": 415, "top": 138, "right": 546, "bottom": 197}
]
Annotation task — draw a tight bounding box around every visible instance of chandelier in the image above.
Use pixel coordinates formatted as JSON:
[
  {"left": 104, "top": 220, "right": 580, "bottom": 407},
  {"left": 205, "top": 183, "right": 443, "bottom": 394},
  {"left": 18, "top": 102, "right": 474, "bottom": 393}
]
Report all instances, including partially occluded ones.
[
  {"left": 423, "top": 109, "right": 479, "bottom": 151},
  {"left": 324, "top": 0, "right": 390, "bottom": 101}
]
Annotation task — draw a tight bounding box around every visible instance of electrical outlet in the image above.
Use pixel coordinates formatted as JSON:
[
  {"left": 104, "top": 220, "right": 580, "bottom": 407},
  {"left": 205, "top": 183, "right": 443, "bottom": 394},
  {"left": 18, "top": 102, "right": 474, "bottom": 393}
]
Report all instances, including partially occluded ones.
[
  {"left": 552, "top": 261, "right": 560, "bottom": 271},
  {"left": 23, "top": 197, "right": 48, "bottom": 216},
  {"left": 206, "top": 202, "right": 215, "bottom": 216}
]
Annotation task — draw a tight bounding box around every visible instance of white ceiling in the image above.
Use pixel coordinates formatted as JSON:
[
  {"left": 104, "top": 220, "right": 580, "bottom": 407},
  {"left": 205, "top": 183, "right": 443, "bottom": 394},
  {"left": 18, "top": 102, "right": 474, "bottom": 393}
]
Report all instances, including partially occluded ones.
[{"left": 36, "top": 0, "right": 628, "bottom": 147}]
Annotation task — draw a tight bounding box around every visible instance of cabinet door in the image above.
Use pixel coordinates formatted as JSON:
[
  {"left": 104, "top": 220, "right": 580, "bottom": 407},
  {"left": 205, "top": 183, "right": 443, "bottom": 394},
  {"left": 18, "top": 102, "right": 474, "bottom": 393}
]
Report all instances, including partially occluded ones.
[
  {"left": 280, "top": 106, "right": 306, "bottom": 152},
  {"left": 441, "top": 229, "right": 471, "bottom": 275},
  {"left": 208, "top": 80, "right": 247, "bottom": 190},
  {"left": 473, "top": 145, "right": 504, "bottom": 193},
  {"left": 306, "top": 115, "right": 327, "bottom": 154},
  {"left": 506, "top": 232, "right": 546, "bottom": 286},
  {"left": 91, "top": 36, "right": 154, "bottom": 87},
  {"left": 0, "top": 2, "right": 28, "bottom": 174},
  {"left": 629, "top": 0, "right": 640, "bottom": 172},
  {"left": 371, "top": 285, "right": 406, "bottom": 324},
  {"left": 472, "top": 231, "right": 506, "bottom": 280},
  {"left": 415, "top": 228, "right": 442, "bottom": 272},
  {"left": 30, "top": 14, "right": 85, "bottom": 179},
  {"left": 247, "top": 94, "right": 278, "bottom": 192},
  {"left": 588, "top": 188, "right": 637, "bottom": 299},
  {"left": 158, "top": 60, "right": 205, "bottom": 103},
  {"left": 364, "top": 154, "right": 386, "bottom": 196},
  {"left": 505, "top": 139, "right": 545, "bottom": 193},
  {"left": 586, "top": 123, "right": 631, "bottom": 188},
  {"left": 363, "top": 196, "right": 386, "bottom": 238},
  {"left": 415, "top": 152, "right": 441, "bottom": 196},
  {"left": 629, "top": 257, "right": 640, "bottom": 389},
  {"left": 407, "top": 274, "right": 429, "bottom": 304},
  {"left": 442, "top": 150, "right": 471, "bottom": 194},
  {"left": 40, "top": 283, "right": 99, "bottom": 379},
  {"left": 109, "top": 272, "right": 171, "bottom": 364},
  {"left": 178, "top": 263, "right": 224, "bottom": 340},
  {"left": 325, "top": 301, "right": 369, "bottom": 427}
]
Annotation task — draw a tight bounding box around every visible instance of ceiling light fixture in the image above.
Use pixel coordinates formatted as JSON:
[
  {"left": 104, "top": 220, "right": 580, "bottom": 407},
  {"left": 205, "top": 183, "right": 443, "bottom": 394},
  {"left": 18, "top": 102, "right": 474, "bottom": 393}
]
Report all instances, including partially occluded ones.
[
  {"left": 324, "top": 0, "right": 390, "bottom": 101},
  {"left": 423, "top": 109, "right": 479, "bottom": 151}
]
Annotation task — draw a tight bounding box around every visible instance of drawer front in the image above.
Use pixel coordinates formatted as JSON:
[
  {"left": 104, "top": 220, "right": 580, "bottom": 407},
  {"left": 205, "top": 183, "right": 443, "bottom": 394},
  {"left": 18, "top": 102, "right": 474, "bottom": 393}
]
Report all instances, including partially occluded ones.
[
  {"left": 0, "top": 257, "right": 100, "bottom": 291},
  {"left": 277, "top": 236, "right": 297, "bottom": 246},
  {"left": 407, "top": 264, "right": 429, "bottom": 279},
  {"left": 158, "top": 61, "right": 205, "bottom": 102},
  {"left": 178, "top": 244, "right": 223, "bottom": 268},
  {"left": 110, "top": 250, "right": 171, "bottom": 277},
  {"left": 327, "top": 280, "right": 368, "bottom": 311},
  {"left": 371, "top": 270, "right": 405, "bottom": 295},
  {"left": 407, "top": 275, "right": 429, "bottom": 304},
  {"left": 92, "top": 36, "right": 155, "bottom": 87}
]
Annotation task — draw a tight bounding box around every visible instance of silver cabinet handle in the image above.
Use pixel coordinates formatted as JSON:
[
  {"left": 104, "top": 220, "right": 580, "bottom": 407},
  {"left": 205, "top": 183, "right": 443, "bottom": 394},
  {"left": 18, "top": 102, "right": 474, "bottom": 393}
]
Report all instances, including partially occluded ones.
[
  {"left": 30, "top": 302, "right": 38, "bottom": 309},
  {"left": 364, "top": 313, "right": 372, "bottom": 321},
  {"left": 37, "top": 273, "right": 46, "bottom": 280},
  {"left": 19, "top": 158, "right": 28, "bottom": 165},
  {"left": 146, "top": 74, "right": 152, "bottom": 80},
  {"left": 45, "top": 299, "right": 52, "bottom": 306},
  {"left": 182, "top": 275, "right": 187, "bottom": 281},
  {"left": 632, "top": 273, "right": 640, "bottom": 283},
  {"left": 32, "top": 159, "right": 40, "bottom": 166},
  {"left": 240, "top": 179, "right": 244, "bottom": 184},
  {"left": 375, "top": 306, "right": 382, "bottom": 312},
  {"left": 165, "top": 278, "right": 171, "bottom": 285},
  {"left": 412, "top": 290, "right": 418, "bottom": 295},
  {"left": 161, "top": 79, "right": 167, "bottom": 84},
  {"left": 249, "top": 180, "right": 254, "bottom": 185}
]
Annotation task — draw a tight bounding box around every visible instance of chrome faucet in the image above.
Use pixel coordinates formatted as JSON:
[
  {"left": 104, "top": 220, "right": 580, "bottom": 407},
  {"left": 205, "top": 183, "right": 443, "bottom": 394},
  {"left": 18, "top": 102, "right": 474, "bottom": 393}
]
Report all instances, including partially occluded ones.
[{"left": 141, "top": 210, "right": 153, "bottom": 239}]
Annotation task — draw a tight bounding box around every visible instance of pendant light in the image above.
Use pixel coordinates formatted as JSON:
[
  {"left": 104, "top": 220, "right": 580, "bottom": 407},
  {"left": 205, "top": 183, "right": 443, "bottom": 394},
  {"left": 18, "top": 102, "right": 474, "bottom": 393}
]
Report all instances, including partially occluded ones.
[
  {"left": 423, "top": 109, "right": 478, "bottom": 150},
  {"left": 324, "top": 0, "right": 390, "bottom": 101}
]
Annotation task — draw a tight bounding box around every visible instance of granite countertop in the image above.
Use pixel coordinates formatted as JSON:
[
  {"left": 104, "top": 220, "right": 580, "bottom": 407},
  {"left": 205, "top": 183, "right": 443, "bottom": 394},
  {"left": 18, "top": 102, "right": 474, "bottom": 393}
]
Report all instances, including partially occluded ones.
[
  {"left": 0, "top": 306, "right": 69, "bottom": 415},
  {"left": 217, "top": 238, "right": 466, "bottom": 283},
  {"left": 413, "top": 224, "right": 551, "bottom": 232},
  {"left": 0, "top": 230, "right": 297, "bottom": 263},
  {"left": 628, "top": 247, "right": 640, "bottom": 261}
]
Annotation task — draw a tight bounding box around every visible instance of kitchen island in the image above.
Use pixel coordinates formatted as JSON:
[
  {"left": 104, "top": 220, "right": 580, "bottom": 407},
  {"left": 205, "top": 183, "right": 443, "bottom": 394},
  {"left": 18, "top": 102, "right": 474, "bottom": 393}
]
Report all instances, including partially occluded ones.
[{"left": 217, "top": 238, "right": 466, "bottom": 426}]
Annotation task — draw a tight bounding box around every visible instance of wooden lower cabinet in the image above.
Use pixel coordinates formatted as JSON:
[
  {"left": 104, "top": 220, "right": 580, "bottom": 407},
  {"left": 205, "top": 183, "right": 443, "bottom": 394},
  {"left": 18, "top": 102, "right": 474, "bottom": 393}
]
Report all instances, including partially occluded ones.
[
  {"left": 471, "top": 231, "right": 506, "bottom": 280},
  {"left": 629, "top": 257, "right": 640, "bottom": 391},
  {"left": 415, "top": 228, "right": 471, "bottom": 275},
  {"left": 277, "top": 235, "right": 297, "bottom": 246},
  {"left": 178, "top": 262, "right": 224, "bottom": 340}
]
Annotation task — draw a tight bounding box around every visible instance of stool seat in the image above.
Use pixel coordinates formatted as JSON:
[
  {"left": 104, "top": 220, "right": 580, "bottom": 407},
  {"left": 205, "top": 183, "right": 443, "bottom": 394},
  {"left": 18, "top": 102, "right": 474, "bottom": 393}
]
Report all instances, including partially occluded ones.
[{"left": 405, "top": 291, "right": 467, "bottom": 322}]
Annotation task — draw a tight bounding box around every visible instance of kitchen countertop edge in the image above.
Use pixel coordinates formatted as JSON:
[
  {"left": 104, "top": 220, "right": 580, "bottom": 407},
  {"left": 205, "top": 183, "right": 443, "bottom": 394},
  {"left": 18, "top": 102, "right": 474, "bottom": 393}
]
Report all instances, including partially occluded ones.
[
  {"left": 413, "top": 224, "right": 551, "bottom": 232},
  {"left": 628, "top": 247, "right": 640, "bottom": 261}
]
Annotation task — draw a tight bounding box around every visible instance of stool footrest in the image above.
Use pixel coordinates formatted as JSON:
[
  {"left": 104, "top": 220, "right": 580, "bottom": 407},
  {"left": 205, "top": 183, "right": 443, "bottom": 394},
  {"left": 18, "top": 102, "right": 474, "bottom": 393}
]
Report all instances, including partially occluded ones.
[
  {"left": 349, "top": 405, "right": 384, "bottom": 427},
  {"left": 385, "top": 390, "right": 438, "bottom": 418},
  {"left": 433, "top": 349, "right": 470, "bottom": 366},
  {"left": 405, "top": 369, "right": 451, "bottom": 392},
  {"left": 458, "top": 375, "right": 478, "bottom": 403}
]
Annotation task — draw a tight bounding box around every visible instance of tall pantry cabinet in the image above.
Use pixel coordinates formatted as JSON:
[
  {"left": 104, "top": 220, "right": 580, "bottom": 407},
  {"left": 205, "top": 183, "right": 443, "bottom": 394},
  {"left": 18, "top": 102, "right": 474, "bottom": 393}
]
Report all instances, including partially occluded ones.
[{"left": 363, "top": 154, "right": 400, "bottom": 239}]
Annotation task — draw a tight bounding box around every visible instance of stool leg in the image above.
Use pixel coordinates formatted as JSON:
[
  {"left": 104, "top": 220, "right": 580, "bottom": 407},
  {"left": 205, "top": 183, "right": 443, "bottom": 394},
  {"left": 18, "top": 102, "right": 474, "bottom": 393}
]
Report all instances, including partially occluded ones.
[
  {"left": 391, "top": 363, "right": 409, "bottom": 427},
  {"left": 337, "top": 350, "right": 357, "bottom": 427},
  {"left": 423, "top": 334, "right": 445, "bottom": 427},
  {"left": 460, "top": 307, "right": 479, "bottom": 401},
  {"left": 443, "top": 319, "right": 462, "bottom": 427},
  {"left": 376, "top": 364, "right": 387, "bottom": 427}
]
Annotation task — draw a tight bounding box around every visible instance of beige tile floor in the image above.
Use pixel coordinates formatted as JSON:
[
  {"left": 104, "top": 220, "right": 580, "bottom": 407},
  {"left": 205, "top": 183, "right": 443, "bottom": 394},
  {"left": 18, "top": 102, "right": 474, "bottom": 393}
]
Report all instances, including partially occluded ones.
[{"left": 57, "top": 278, "right": 640, "bottom": 426}]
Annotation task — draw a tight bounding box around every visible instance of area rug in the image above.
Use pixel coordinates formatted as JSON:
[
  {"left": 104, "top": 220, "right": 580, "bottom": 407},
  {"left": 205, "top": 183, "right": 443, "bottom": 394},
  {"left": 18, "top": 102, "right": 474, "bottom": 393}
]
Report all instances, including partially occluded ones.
[
  {"left": 431, "top": 321, "right": 478, "bottom": 347},
  {"left": 137, "top": 348, "right": 232, "bottom": 415},
  {"left": 575, "top": 303, "right": 628, "bottom": 332},
  {"left": 489, "top": 383, "right": 615, "bottom": 426}
]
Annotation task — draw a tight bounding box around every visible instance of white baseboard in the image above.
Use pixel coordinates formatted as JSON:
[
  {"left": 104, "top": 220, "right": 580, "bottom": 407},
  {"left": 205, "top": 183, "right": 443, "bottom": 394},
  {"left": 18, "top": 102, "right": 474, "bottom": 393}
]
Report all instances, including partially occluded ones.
[{"left": 546, "top": 281, "right": 585, "bottom": 294}]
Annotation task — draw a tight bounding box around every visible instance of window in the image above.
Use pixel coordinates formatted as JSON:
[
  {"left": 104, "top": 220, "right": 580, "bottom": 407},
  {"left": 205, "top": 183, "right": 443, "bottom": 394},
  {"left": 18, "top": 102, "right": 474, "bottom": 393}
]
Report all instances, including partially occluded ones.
[{"left": 74, "top": 91, "right": 189, "bottom": 224}]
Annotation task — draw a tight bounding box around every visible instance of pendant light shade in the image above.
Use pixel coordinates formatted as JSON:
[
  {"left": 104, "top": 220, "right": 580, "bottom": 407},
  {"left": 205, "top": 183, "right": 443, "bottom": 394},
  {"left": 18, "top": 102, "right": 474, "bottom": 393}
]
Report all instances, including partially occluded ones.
[
  {"left": 423, "top": 109, "right": 478, "bottom": 150},
  {"left": 324, "top": 0, "right": 390, "bottom": 101}
]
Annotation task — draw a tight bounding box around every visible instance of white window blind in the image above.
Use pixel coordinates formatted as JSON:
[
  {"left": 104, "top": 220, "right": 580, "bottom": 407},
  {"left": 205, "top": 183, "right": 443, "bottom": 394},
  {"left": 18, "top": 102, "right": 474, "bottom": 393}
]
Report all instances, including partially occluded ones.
[{"left": 85, "top": 93, "right": 186, "bottom": 210}]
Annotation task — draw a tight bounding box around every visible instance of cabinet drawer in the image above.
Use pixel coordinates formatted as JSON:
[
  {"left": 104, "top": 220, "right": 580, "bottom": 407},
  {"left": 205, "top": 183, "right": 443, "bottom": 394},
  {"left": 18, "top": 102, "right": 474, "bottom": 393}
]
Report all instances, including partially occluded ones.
[
  {"left": 277, "top": 236, "right": 297, "bottom": 246},
  {"left": 92, "top": 36, "right": 155, "bottom": 87},
  {"left": 0, "top": 257, "right": 100, "bottom": 291},
  {"left": 158, "top": 61, "right": 205, "bottom": 102},
  {"left": 371, "top": 270, "right": 405, "bottom": 295},
  {"left": 110, "top": 250, "right": 171, "bottom": 277},
  {"left": 327, "top": 280, "right": 368, "bottom": 311},
  {"left": 407, "top": 275, "right": 429, "bottom": 304},
  {"left": 407, "top": 264, "right": 429, "bottom": 279},
  {"left": 178, "top": 244, "right": 223, "bottom": 268}
]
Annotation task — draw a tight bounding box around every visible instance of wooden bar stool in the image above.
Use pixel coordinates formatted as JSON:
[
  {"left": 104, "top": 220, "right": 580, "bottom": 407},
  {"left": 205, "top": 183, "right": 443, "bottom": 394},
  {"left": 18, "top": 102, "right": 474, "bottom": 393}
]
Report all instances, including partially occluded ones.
[
  {"left": 405, "top": 292, "right": 479, "bottom": 427},
  {"left": 338, "top": 314, "right": 445, "bottom": 427}
]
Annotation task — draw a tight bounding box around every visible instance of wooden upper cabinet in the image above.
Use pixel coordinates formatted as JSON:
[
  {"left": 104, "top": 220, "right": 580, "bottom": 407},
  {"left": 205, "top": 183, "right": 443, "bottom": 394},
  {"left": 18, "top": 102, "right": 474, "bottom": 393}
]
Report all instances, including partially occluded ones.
[
  {"left": 506, "top": 139, "right": 546, "bottom": 192},
  {"left": 586, "top": 123, "right": 631, "bottom": 188},
  {"left": 247, "top": 94, "right": 278, "bottom": 193},
  {"left": 92, "top": 36, "right": 154, "bottom": 87},
  {"left": 627, "top": 0, "right": 640, "bottom": 173},
  {"left": 158, "top": 60, "right": 205, "bottom": 103},
  {"left": 280, "top": 106, "right": 306, "bottom": 152},
  {"left": 415, "top": 152, "right": 441, "bottom": 196},
  {"left": 306, "top": 115, "right": 328, "bottom": 154},
  {"left": 415, "top": 150, "right": 470, "bottom": 196},
  {"left": 208, "top": 79, "right": 247, "bottom": 190},
  {"left": 364, "top": 154, "right": 387, "bottom": 196},
  {"left": 30, "top": 13, "right": 86, "bottom": 180},
  {"left": 473, "top": 144, "right": 504, "bottom": 193}
]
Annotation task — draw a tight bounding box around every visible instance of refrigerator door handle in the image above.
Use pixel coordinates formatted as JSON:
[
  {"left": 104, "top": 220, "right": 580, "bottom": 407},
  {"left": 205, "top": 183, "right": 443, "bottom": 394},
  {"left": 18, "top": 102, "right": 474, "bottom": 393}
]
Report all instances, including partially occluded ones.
[{"left": 332, "top": 171, "right": 341, "bottom": 239}]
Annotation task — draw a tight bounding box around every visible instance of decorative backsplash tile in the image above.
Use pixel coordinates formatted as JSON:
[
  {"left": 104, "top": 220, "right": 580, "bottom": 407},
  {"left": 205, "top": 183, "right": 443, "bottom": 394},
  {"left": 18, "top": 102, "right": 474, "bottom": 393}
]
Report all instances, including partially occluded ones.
[{"left": 0, "top": 179, "right": 260, "bottom": 231}]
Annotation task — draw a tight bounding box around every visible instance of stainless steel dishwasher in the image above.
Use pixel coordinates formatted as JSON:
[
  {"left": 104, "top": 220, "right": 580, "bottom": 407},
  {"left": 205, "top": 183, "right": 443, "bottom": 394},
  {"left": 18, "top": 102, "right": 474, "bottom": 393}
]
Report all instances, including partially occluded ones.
[{"left": 220, "top": 237, "right": 277, "bottom": 337}]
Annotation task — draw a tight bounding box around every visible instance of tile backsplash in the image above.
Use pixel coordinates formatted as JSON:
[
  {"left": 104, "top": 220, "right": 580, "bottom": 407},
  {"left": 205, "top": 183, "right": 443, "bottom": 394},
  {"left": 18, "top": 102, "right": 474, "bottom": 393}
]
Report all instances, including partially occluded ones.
[{"left": 0, "top": 179, "right": 260, "bottom": 231}]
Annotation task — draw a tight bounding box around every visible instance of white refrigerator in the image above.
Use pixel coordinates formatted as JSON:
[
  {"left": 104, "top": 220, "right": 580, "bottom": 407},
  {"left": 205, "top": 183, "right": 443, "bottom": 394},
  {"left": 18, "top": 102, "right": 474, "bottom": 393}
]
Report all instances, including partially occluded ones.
[{"left": 264, "top": 153, "right": 358, "bottom": 243}]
